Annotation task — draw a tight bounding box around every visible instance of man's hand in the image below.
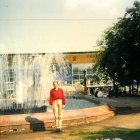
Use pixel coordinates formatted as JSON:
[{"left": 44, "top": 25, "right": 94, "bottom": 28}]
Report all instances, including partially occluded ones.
[{"left": 62, "top": 105, "right": 65, "bottom": 109}]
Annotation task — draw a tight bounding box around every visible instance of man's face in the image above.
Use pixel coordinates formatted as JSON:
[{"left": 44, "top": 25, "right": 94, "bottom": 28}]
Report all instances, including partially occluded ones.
[{"left": 53, "top": 82, "right": 59, "bottom": 89}]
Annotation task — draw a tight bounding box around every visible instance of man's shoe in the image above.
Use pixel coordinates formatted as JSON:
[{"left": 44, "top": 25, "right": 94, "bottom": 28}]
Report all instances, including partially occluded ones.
[
  {"left": 58, "top": 129, "right": 62, "bottom": 133},
  {"left": 55, "top": 128, "right": 62, "bottom": 133}
]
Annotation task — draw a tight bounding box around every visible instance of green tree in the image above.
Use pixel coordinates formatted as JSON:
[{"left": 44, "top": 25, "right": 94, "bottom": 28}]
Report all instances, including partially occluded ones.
[{"left": 96, "top": 1, "right": 140, "bottom": 88}]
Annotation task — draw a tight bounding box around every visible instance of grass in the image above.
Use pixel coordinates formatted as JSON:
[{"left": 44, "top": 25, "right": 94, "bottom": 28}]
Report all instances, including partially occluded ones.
[
  {"left": 68, "top": 129, "right": 140, "bottom": 140},
  {"left": 1, "top": 128, "right": 140, "bottom": 140}
]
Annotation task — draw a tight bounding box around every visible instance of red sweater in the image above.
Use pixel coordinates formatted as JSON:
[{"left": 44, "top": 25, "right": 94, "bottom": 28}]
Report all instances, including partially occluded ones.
[{"left": 49, "top": 88, "right": 66, "bottom": 105}]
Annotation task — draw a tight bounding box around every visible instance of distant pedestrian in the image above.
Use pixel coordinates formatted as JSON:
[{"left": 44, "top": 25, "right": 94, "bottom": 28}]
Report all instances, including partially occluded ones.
[
  {"left": 109, "top": 87, "right": 114, "bottom": 97},
  {"left": 97, "top": 89, "right": 104, "bottom": 98},
  {"left": 94, "top": 88, "right": 99, "bottom": 97},
  {"left": 123, "top": 86, "right": 127, "bottom": 96},
  {"left": 114, "top": 83, "right": 119, "bottom": 98}
]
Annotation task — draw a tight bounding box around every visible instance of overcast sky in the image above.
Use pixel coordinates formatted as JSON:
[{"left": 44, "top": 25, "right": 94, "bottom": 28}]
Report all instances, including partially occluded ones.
[{"left": 0, "top": 0, "right": 136, "bottom": 53}]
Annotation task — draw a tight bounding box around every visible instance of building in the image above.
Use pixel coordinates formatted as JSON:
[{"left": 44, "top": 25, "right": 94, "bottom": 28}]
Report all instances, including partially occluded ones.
[{"left": 65, "top": 51, "right": 97, "bottom": 85}]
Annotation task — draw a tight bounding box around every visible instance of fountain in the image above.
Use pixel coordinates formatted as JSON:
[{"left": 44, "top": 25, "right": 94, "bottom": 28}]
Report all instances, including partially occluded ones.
[
  {"left": 0, "top": 53, "right": 70, "bottom": 114},
  {"left": 0, "top": 53, "right": 115, "bottom": 133}
]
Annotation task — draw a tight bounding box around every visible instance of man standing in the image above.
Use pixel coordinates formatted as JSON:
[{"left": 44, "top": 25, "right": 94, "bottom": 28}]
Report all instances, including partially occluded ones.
[{"left": 49, "top": 81, "right": 66, "bottom": 132}]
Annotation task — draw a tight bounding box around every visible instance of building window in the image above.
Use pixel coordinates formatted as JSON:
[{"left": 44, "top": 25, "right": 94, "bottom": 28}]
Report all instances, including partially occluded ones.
[
  {"left": 72, "top": 64, "right": 94, "bottom": 84},
  {"left": 73, "top": 75, "right": 79, "bottom": 80},
  {"left": 4, "top": 68, "right": 16, "bottom": 98},
  {"left": 73, "top": 67, "right": 79, "bottom": 74},
  {"left": 87, "top": 67, "right": 93, "bottom": 74}
]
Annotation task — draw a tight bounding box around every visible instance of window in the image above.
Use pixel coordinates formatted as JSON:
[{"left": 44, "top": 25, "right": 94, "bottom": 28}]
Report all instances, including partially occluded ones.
[
  {"left": 4, "top": 68, "right": 16, "bottom": 98},
  {"left": 72, "top": 64, "right": 94, "bottom": 84},
  {"left": 80, "top": 75, "right": 84, "bottom": 79},
  {"left": 73, "top": 75, "right": 79, "bottom": 80},
  {"left": 87, "top": 66, "right": 93, "bottom": 74},
  {"left": 87, "top": 75, "right": 93, "bottom": 79},
  {"left": 73, "top": 67, "right": 79, "bottom": 74}
]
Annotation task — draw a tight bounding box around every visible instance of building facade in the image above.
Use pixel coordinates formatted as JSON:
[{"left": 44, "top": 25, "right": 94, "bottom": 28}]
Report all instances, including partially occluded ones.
[
  {"left": 65, "top": 51, "right": 97, "bottom": 85},
  {"left": 0, "top": 51, "right": 98, "bottom": 98}
]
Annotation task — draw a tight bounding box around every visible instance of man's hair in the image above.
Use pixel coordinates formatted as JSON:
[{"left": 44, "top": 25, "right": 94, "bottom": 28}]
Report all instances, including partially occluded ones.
[{"left": 53, "top": 81, "right": 59, "bottom": 85}]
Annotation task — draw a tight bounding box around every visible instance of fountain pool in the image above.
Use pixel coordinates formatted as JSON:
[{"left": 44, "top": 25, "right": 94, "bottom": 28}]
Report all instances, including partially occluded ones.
[{"left": 0, "top": 54, "right": 115, "bottom": 133}]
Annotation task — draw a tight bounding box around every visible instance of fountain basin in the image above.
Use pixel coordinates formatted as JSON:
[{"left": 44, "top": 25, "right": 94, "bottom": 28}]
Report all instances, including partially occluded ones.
[{"left": 0, "top": 104, "right": 115, "bottom": 133}]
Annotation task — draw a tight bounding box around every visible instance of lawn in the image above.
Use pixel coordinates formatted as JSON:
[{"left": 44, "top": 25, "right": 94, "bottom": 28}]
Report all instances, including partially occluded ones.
[{"left": 67, "top": 129, "right": 140, "bottom": 140}]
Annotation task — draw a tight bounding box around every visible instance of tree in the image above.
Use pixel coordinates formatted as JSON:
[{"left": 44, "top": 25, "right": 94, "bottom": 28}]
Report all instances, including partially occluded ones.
[{"left": 95, "top": 1, "right": 140, "bottom": 89}]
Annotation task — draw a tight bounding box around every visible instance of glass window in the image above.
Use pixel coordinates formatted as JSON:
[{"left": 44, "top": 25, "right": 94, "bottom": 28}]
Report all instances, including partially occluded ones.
[
  {"left": 79, "top": 68, "right": 85, "bottom": 74},
  {"left": 87, "top": 75, "right": 93, "bottom": 79},
  {"left": 6, "top": 82, "right": 15, "bottom": 91},
  {"left": 73, "top": 67, "right": 79, "bottom": 74},
  {"left": 80, "top": 74, "right": 84, "bottom": 79},
  {"left": 4, "top": 69, "right": 15, "bottom": 82},
  {"left": 73, "top": 75, "right": 79, "bottom": 80},
  {"left": 72, "top": 64, "right": 94, "bottom": 84},
  {"left": 80, "top": 80, "right": 84, "bottom": 85},
  {"left": 87, "top": 67, "right": 93, "bottom": 74}
]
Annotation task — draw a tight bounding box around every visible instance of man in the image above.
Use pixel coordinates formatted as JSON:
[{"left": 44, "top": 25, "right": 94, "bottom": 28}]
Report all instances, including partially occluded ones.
[
  {"left": 49, "top": 81, "right": 66, "bottom": 132},
  {"left": 97, "top": 89, "right": 104, "bottom": 98}
]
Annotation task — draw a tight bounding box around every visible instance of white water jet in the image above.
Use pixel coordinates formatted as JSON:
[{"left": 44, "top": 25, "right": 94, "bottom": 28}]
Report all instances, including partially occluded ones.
[{"left": 0, "top": 53, "right": 69, "bottom": 108}]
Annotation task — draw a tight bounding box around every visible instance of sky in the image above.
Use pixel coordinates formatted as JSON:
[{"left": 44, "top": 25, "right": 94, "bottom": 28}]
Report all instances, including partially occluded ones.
[{"left": 0, "top": 0, "right": 136, "bottom": 53}]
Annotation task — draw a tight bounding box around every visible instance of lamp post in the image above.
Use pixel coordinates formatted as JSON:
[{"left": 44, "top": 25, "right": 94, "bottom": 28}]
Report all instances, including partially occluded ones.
[{"left": 83, "top": 70, "right": 87, "bottom": 94}]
